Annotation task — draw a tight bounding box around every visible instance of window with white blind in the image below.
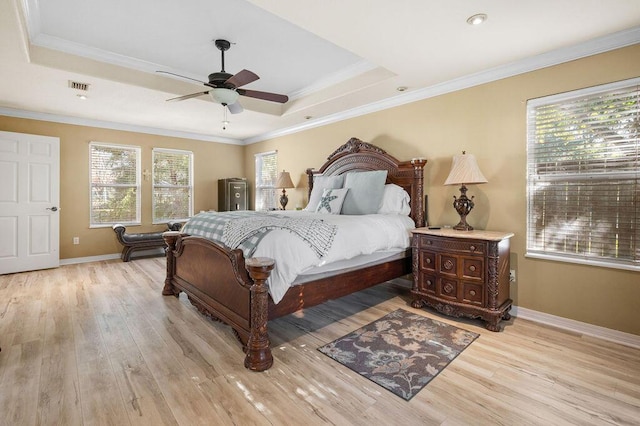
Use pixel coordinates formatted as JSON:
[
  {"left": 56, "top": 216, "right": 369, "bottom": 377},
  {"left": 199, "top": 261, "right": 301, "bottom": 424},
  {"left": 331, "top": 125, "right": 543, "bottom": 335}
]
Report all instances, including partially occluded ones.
[
  {"left": 152, "top": 148, "right": 193, "bottom": 223},
  {"left": 90, "top": 142, "right": 141, "bottom": 227},
  {"left": 526, "top": 77, "right": 639, "bottom": 271},
  {"left": 255, "top": 150, "right": 278, "bottom": 211}
]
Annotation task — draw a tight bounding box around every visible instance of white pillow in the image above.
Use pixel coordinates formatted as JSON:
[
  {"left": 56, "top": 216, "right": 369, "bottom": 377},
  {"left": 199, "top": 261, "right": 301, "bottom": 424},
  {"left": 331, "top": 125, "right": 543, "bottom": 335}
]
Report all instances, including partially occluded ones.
[
  {"left": 341, "top": 170, "right": 388, "bottom": 215},
  {"left": 377, "top": 184, "right": 411, "bottom": 215},
  {"left": 305, "top": 175, "right": 345, "bottom": 211},
  {"left": 315, "top": 188, "right": 349, "bottom": 214}
]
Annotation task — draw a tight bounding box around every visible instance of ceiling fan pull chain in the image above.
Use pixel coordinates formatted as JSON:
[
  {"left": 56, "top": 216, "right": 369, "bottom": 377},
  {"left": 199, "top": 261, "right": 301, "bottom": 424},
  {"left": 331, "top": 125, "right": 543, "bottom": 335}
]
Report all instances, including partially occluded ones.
[{"left": 222, "top": 107, "right": 229, "bottom": 130}]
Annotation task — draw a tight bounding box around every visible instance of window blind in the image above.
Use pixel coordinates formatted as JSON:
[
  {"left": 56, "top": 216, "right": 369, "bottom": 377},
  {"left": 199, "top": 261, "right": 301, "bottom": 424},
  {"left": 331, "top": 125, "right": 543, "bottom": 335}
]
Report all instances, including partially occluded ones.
[
  {"left": 255, "top": 151, "right": 278, "bottom": 211},
  {"left": 526, "top": 78, "right": 639, "bottom": 270},
  {"left": 153, "top": 148, "right": 193, "bottom": 222},
  {"left": 90, "top": 142, "right": 141, "bottom": 226}
]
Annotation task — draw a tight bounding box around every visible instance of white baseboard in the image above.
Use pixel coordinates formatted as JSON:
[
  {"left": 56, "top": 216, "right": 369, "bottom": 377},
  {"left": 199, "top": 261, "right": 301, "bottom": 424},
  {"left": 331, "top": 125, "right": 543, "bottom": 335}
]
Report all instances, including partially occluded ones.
[
  {"left": 59, "top": 248, "right": 164, "bottom": 265},
  {"left": 511, "top": 306, "right": 640, "bottom": 349}
]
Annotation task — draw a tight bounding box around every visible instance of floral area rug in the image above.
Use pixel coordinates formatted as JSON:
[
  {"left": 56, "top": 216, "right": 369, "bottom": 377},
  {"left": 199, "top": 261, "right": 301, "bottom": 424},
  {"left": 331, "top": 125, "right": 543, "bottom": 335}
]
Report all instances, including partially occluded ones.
[{"left": 318, "top": 309, "right": 479, "bottom": 400}]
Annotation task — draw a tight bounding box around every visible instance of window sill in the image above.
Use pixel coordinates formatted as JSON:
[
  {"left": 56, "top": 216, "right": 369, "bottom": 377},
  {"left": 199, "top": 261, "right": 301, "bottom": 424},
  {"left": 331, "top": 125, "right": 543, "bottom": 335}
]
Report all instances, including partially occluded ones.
[
  {"left": 525, "top": 252, "right": 640, "bottom": 272},
  {"left": 90, "top": 223, "right": 141, "bottom": 229}
]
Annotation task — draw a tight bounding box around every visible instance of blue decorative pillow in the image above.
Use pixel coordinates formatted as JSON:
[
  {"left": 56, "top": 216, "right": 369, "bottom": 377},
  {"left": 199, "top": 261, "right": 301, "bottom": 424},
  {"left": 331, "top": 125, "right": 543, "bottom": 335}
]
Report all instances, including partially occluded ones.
[
  {"left": 341, "top": 170, "right": 388, "bottom": 215},
  {"left": 305, "top": 175, "right": 345, "bottom": 211},
  {"left": 315, "top": 188, "right": 349, "bottom": 214}
]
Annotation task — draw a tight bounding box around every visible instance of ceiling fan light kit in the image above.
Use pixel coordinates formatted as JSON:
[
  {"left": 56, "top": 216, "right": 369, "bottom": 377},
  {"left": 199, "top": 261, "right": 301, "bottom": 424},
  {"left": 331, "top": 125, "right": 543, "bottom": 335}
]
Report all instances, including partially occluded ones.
[
  {"left": 211, "top": 88, "right": 239, "bottom": 105},
  {"left": 158, "top": 39, "right": 288, "bottom": 114}
]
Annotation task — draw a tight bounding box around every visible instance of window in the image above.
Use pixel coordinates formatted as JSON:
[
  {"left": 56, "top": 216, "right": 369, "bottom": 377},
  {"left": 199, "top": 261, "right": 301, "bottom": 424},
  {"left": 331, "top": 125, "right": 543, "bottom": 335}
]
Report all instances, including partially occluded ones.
[
  {"left": 254, "top": 151, "right": 278, "bottom": 211},
  {"left": 152, "top": 148, "right": 193, "bottom": 223},
  {"left": 90, "top": 142, "right": 141, "bottom": 227},
  {"left": 526, "top": 77, "right": 639, "bottom": 271}
]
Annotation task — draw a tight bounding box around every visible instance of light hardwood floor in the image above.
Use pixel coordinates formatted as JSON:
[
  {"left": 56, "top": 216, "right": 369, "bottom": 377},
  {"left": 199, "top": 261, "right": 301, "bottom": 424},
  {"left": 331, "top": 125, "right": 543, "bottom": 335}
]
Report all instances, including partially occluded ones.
[{"left": 1, "top": 257, "right": 638, "bottom": 425}]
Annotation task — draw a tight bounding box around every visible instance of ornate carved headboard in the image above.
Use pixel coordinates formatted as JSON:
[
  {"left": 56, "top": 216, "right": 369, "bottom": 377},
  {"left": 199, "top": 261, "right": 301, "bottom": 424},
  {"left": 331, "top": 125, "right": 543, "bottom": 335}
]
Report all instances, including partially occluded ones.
[{"left": 305, "top": 137, "right": 427, "bottom": 227}]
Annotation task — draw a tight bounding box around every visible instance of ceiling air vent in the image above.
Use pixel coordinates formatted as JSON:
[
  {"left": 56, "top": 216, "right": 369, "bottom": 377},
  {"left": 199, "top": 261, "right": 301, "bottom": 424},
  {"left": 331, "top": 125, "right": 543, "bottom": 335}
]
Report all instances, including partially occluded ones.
[{"left": 68, "top": 80, "right": 90, "bottom": 91}]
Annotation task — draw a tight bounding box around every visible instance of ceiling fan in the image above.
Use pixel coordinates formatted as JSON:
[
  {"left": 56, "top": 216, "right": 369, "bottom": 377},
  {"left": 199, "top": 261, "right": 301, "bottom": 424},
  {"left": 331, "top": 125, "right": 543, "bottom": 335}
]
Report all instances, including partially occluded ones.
[{"left": 157, "top": 39, "right": 288, "bottom": 114}]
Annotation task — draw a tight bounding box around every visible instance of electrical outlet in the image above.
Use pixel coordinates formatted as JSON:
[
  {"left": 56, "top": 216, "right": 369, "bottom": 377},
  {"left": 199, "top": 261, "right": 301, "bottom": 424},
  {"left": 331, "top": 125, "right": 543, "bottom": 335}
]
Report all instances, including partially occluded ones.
[
  {"left": 509, "top": 269, "right": 516, "bottom": 283},
  {"left": 73, "top": 237, "right": 80, "bottom": 245}
]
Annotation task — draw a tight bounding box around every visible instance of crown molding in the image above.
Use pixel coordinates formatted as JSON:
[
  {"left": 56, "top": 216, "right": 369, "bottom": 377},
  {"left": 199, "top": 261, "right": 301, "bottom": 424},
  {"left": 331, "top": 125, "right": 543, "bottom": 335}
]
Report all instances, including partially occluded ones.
[
  {"left": 0, "top": 107, "right": 242, "bottom": 145},
  {"left": 22, "top": 0, "right": 203, "bottom": 84},
  {"left": 245, "top": 27, "right": 640, "bottom": 144},
  {"left": 30, "top": 33, "right": 207, "bottom": 83},
  {"left": 20, "top": 0, "right": 41, "bottom": 41}
]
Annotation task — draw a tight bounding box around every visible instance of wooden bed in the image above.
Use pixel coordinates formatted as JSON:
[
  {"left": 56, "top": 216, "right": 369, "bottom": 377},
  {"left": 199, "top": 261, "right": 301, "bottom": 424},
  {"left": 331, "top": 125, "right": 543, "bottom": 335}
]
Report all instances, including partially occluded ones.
[{"left": 162, "top": 137, "right": 426, "bottom": 371}]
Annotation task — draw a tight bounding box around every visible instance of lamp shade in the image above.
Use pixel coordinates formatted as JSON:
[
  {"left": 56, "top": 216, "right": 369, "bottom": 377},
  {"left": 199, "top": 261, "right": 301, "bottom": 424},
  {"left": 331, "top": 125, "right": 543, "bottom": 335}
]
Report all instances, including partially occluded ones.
[
  {"left": 210, "top": 88, "right": 239, "bottom": 105},
  {"left": 444, "top": 151, "right": 488, "bottom": 185},
  {"left": 276, "top": 171, "right": 295, "bottom": 189}
]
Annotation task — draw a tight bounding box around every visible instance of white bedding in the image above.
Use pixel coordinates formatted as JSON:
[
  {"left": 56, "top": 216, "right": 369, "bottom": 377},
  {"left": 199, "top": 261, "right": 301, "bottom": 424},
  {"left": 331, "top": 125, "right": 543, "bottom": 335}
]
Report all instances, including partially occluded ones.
[{"left": 253, "top": 211, "right": 415, "bottom": 303}]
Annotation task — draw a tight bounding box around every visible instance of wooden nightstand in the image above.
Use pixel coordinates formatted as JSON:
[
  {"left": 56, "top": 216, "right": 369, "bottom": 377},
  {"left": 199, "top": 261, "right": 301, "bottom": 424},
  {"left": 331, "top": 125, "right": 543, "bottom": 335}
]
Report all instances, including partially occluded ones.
[{"left": 411, "top": 228, "right": 514, "bottom": 331}]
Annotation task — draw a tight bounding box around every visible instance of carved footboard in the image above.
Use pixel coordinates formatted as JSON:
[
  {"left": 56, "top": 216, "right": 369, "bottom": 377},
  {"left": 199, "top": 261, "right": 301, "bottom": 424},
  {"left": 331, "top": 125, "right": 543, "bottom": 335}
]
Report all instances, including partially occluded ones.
[{"left": 162, "top": 231, "right": 275, "bottom": 371}]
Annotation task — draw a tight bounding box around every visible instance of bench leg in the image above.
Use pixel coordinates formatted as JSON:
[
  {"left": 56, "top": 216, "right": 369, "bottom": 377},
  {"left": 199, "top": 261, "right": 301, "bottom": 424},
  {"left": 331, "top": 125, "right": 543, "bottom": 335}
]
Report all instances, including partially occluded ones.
[{"left": 121, "top": 246, "right": 134, "bottom": 262}]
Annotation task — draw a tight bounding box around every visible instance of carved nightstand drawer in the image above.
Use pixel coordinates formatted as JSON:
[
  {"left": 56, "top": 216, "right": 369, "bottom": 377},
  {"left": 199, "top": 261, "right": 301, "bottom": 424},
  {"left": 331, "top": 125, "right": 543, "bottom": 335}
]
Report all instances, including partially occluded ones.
[
  {"left": 462, "top": 281, "right": 484, "bottom": 305},
  {"left": 419, "top": 250, "right": 436, "bottom": 272},
  {"left": 438, "top": 254, "right": 457, "bottom": 276},
  {"left": 438, "top": 277, "right": 458, "bottom": 301},
  {"left": 418, "top": 234, "right": 487, "bottom": 255},
  {"left": 417, "top": 272, "right": 436, "bottom": 294},
  {"left": 462, "top": 257, "right": 484, "bottom": 280}
]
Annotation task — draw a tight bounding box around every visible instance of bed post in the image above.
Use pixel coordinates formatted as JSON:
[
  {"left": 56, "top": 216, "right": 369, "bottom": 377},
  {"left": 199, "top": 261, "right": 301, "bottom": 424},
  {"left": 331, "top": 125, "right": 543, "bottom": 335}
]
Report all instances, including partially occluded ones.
[
  {"left": 244, "top": 257, "right": 276, "bottom": 371},
  {"left": 411, "top": 158, "right": 427, "bottom": 228},
  {"left": 162, "top": 231, "right": 180, "bottom": 296}
]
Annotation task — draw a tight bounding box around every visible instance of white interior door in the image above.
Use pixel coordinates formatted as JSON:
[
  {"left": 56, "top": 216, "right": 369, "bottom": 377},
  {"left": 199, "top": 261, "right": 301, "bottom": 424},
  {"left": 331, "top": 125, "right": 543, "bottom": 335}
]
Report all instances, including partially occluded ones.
[{"left": 0, "top": 131, "right": 60, "bottom": 275}]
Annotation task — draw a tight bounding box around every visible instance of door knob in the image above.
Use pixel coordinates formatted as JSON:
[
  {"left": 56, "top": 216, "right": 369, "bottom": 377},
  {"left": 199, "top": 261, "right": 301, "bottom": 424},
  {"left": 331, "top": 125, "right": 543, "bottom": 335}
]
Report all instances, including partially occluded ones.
[{"left": 46, "top": 206, "right": 58, "bottom": 212}]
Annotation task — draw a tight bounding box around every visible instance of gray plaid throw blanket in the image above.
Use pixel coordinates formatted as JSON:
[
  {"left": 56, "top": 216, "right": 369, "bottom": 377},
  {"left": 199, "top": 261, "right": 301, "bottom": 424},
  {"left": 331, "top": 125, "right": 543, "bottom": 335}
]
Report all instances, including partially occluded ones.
[{"left": 181, "top": 211, "right": 337, "bottom": 258}]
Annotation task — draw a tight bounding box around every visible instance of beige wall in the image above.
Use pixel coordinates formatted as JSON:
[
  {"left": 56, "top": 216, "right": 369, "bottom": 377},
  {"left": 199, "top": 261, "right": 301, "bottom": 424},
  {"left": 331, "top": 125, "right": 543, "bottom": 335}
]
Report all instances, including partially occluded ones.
[
  {"left": 0, "top": 116, "right": 244, "bottom": 259},
  {"left": 244, "top": 44, "right": 640, "bottom": 335}
]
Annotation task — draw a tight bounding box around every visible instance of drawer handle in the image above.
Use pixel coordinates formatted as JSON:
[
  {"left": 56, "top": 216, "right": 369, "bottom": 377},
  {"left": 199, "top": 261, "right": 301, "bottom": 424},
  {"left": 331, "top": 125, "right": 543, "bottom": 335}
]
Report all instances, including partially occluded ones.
[
  {"left": 426, "top": 280, "right": 433, "bottom": 286},
  {"left": 469, "top": 245, "right": 476, "bottom": 251},
  {"left": 469, "top": 265, "right": 476, "bottom": 272},
  {"left": 426, "top": 240, "right": 432, "bottom": 245},
  {"left": 469, "top": 290, "right": 476, "bottom": 296},
  {"left": 443, "top": 283, "right": 454, "bottom": 294},
  {"left": 426, "top": 258, "right": 431, "bottom": 264}
]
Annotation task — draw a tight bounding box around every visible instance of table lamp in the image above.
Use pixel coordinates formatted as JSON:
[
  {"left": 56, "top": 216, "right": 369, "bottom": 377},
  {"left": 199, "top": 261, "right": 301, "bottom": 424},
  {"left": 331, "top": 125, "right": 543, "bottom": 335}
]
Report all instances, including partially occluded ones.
[
  {"left": 276, "top": 170, "right": 295, "bottom": 210},
  {"left": 444, "top": 151, "right": 488, "bottom": 230}
]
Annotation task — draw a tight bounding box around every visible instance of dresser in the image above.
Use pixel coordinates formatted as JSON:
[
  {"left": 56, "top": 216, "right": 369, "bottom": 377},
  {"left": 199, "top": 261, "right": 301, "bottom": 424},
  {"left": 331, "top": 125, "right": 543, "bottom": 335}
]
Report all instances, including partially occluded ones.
[
  {"left": 218, "top": 178, "right": 248, "bottom": 211},
  {"left": 411, "top": 228, "right": 514, "bottom": 331}
]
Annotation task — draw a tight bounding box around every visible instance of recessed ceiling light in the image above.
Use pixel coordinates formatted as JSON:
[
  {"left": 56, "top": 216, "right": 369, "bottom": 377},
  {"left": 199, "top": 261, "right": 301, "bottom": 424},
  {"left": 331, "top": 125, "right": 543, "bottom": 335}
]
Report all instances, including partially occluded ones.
[
  {"left": 467, "top": 13, "right": 488, "bottom": 26},
  {"left": 76, "top": 94, "right": 87, "bottom": 100},
  {"left": 396, "top": 86, "right": 408, "bottom": 92},
  {"left": 305, "top": 116, "right": 313, "bottom": 120}
]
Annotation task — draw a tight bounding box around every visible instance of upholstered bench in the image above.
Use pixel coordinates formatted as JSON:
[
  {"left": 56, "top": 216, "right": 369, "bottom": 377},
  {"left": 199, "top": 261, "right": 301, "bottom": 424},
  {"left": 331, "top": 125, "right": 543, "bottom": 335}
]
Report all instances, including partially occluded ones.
[{"left": 112, "top": 222, "right": 184, "bottom": 262}]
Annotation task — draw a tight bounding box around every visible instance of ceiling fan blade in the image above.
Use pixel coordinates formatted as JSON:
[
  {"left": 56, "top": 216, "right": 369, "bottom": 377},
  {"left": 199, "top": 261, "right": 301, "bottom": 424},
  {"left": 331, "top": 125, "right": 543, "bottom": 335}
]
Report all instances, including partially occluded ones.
[
  {"left": 166, "top": 91, "right": 209, "bottom": 102},
  {"left": 238, "top": 89, "right": 288, "bottom": 103},
  {"left": 225, "top": 69, "right": 259, "bottom": 88},
  {"left": 227, "top": 101, "right": 244, "bottom": 114},
  {"left": 156, "top": 71, "right": 206, "bottom": 85}
]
